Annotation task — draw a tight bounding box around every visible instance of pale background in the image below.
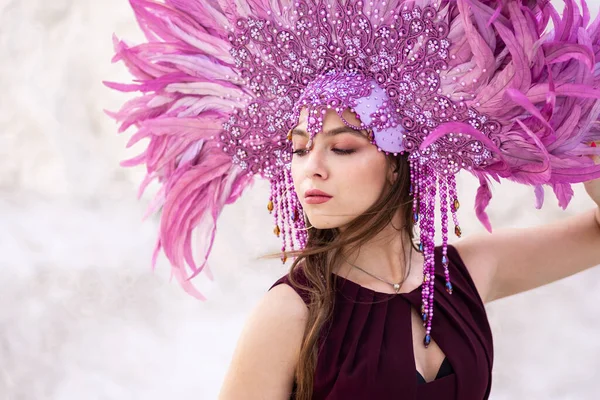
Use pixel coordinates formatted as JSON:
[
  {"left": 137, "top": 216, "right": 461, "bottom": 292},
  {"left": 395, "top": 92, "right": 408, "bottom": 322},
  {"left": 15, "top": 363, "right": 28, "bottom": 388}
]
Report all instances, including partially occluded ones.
[{"left": 1, "top": 0, "right": 599, "bottom": 399}]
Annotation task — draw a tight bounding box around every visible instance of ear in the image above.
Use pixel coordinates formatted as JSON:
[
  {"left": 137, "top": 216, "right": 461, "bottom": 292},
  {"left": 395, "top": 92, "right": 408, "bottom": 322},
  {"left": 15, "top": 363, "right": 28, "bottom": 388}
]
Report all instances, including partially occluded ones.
[{"left": 386, "top": 159, "right": 399, "bottom": 185}]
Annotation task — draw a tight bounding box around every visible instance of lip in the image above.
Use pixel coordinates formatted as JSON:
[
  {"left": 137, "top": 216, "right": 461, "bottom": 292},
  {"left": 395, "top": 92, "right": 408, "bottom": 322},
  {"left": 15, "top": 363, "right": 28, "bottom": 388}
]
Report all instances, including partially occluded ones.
[
  {"left": 305, "top": 196, "right": 332, "bottom": 204},
  {"left": 305, "top": 189, "right": 332, "bottom": 198},
  {"left": 304, "top": 189, "right": 333, "bottom": 205}
]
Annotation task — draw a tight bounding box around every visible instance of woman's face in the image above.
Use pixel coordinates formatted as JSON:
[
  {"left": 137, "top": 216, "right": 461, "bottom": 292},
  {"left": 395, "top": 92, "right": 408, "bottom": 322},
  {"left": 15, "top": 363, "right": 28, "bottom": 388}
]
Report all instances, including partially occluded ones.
[{"left": 291, "top": 108, "right": 392, "bottom": 229}]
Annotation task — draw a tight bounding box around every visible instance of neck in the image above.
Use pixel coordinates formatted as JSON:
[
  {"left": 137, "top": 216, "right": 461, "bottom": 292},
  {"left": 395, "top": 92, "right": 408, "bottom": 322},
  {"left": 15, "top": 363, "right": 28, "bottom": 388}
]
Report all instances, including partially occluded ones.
[{"left": 335, "top": 212, "right": 420, "bottom": 284}]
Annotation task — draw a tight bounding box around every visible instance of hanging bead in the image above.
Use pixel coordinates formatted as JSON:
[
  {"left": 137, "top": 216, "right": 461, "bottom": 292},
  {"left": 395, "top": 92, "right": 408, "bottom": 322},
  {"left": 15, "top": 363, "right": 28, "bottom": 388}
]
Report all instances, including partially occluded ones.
[
  {"left": 445, "top": 282, "right": 453, "bottom": 294},
  {"left": 455, "top": 225, "right": 462, "bottom": 237},
  {"left": 419, "top": 242, "right": 423, "bottom": 252},
  {"left": 281, "top": 253, "right": 287, "bottom": 263},
  {"left": 424, "top": 335, "right": 432, "bottom": 347},
  {"left": 422, "top": 312, "right": 428, "bottom": 323},
  {"left": 453, "top": 198, "right": 460, "bottom": 212},
  {"left": 442, "top": 255, "right": 448, "bottom": 265},
  {"left": 287, "top": 131, "right": 292, "bottom": 141},
  {"left": 267, "top": 200, "right": 274, "bottom": 213},
  {"left": 274, "top": 225, "right": 281, "bottom": 236}
]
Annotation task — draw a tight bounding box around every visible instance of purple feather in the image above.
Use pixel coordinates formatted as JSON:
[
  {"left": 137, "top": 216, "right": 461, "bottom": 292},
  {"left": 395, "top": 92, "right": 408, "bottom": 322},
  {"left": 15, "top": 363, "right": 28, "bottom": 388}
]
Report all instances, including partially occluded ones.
[
  {"left": 107, "top": 0, "right": 600, "bottom": 299},
  {"left": 475, "top": 176, "right": 494, "bottom": 233},
  {"left": 534, "top": 184, "right": 545, "bottom": 209},
  {"left": 552, "top": 183, "right": 575, "bottom": 209}
]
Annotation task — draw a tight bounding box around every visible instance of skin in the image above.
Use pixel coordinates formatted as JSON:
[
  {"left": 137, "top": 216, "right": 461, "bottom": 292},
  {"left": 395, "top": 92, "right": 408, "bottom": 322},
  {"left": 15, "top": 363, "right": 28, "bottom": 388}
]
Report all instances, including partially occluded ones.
[
  {"left": 290, "top": 108, "right": 427, "bottom": 289},
  {"left": 292, "top": 110, "right": 422, "bottom": 282},
  {"left": 218, "top": 110, "right": 600, "bottom": 399},
  {"left": 290, "top": 108, "right": 391, "bottom": 230}
]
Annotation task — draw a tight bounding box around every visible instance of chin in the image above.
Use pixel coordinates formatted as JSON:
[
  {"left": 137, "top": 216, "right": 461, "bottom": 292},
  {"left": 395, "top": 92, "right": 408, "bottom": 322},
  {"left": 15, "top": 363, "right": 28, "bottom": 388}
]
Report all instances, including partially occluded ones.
[{"left": 305, "top": 212, "right": 354, "bottom": 230}]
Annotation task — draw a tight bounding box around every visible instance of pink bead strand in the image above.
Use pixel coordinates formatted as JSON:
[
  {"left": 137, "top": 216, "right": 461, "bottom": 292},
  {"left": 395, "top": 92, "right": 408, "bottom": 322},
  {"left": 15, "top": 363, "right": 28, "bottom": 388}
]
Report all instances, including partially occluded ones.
[
  {"left": 284, "top": 169, "right": 295, "bottom": 253},
  {"left": 424, "top": 168, "right": 437, "bottom": 347},
  {"left": 439, "top": 174, "right": 453, "bottom": 294},
  {"left": 417, "top": 163, "right": 430, "bottom": 328},
  {"left": 448, "top": 174, "right": 462, "bottom": 239}
]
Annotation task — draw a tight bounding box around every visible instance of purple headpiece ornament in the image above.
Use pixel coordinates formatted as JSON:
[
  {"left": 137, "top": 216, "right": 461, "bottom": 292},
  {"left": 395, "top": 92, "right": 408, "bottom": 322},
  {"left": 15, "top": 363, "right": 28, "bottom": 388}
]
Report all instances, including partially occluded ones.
[{"left": 106, "top": 0, "right": 600, "bottom": 346}]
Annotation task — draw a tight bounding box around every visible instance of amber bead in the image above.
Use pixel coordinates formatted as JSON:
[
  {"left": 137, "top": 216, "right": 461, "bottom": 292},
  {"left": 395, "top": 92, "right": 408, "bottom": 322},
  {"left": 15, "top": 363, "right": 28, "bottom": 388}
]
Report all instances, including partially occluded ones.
[
  {"left": 455, "top": 225, "right": 462, "bottom": 237},
  {"left": 267, "top": 200, "right": 274, "bottom": 213},
  {"left": 453, "top": 198, "right": 460, "bottom": 212},
  {"left": 281, "top": 253, "right": 287, "bottom": 263},
  {"left": 273, "top": 225, "right": 280, "bottom": 236}
]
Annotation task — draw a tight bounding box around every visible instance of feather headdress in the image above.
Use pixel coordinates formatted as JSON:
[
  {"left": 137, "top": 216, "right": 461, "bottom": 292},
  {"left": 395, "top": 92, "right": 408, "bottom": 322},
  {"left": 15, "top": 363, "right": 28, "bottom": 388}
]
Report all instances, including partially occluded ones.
[{"left": 106, "top": 0, "right": 600, "bottom": 342}]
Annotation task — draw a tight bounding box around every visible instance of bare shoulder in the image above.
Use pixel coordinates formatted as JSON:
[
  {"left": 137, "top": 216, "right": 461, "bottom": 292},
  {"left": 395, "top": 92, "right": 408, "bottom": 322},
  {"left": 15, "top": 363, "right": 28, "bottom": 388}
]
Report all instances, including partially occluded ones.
[
  {"left": 452, "top": 233, "right": 498, "bottom": 304},
  {"left": 218, "top": 282, "right": 309, "bottom": 400},
  {"left": 255, "top": 282, "right": 310, "bottom": 331}
]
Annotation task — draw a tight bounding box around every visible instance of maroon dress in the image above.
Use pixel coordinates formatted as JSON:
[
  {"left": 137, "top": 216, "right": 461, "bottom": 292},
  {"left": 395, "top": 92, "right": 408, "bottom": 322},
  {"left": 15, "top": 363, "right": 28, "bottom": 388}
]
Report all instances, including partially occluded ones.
[{"left": 269, "top": 245, "right": 494, "bottom": 400}]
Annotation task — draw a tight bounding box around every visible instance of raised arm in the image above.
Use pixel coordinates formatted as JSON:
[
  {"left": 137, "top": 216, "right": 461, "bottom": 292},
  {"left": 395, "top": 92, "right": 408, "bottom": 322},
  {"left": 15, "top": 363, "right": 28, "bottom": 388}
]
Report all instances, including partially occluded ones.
[
  {"left": 455, "top": 207, "right": 600, "bottom": 304},
  {"left": 219, "top": 284, "right": 308, "bottom": 400}
]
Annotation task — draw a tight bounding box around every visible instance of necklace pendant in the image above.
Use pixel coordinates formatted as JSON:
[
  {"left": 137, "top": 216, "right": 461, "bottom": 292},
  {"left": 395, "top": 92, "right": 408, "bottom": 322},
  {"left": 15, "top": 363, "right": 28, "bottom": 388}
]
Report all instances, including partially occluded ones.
[{"left": 393, "top": 283, "right": 400, "bottom": 293}]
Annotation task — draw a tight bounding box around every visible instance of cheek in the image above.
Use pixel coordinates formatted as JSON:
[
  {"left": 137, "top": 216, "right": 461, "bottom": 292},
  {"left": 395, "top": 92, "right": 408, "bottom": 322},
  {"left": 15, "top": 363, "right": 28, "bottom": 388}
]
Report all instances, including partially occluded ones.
[
  {"left": 291, "top": 160, "right": 304, "bottom": 199},
  {"left": 357, "top": 151, "right": 388, "bottom": 185},
  {"left": 339, "top": 153, "right": 388, "bottom": 205}
]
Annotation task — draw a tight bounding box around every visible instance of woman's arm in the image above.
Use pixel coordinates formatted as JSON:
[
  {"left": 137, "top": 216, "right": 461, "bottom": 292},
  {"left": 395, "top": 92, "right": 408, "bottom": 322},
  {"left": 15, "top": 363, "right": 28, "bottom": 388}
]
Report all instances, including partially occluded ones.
[
  {"left": 218, "top": 284, "right": 308, "bottom": 400},
  {"left": 455, "top": 206, "right": 600, "bottom": 304}
]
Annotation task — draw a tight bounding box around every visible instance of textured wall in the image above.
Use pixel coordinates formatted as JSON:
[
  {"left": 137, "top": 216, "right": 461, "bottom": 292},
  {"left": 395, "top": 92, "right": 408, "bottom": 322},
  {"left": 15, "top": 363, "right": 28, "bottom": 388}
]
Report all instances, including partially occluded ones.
[{"left": 1, "top": 0, "right": 599, "bottom": 399}]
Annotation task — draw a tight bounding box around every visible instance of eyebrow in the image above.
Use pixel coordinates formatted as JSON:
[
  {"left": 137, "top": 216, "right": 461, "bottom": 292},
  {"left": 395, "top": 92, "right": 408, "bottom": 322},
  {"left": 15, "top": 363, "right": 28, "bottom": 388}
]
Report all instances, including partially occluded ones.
[{"left": 290, "top": 126, "right": 366, "bottom": 138}]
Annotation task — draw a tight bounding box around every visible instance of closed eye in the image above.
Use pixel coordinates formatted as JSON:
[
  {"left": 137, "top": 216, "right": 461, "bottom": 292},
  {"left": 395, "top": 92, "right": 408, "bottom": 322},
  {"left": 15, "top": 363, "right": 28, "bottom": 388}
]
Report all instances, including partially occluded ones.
[
  {"left": 292, "top": 149, "right": 308, "bottom": 157},
  {"left": 332, "top": 148, "right": 355, "bottom": 155},
  {"left": 292, "top": 148, "right": 356, "bottom": 157}
]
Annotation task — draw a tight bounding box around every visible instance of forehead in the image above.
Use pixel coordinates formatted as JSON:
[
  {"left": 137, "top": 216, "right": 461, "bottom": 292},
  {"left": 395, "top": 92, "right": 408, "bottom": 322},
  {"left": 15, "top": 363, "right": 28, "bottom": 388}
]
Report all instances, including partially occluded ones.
[
  {"left": 295, "top": 107, "right": 361, "bottom": 129},
  {"left": 292, "top": 108, "right": 370, "bottom": 141}
]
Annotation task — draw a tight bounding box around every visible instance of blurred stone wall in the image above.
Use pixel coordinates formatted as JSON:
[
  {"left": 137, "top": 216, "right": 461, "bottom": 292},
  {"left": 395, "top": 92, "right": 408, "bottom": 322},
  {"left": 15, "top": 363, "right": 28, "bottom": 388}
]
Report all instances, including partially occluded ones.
[{"left": 1, "top": 0, "right": 599, "bottom": 399}]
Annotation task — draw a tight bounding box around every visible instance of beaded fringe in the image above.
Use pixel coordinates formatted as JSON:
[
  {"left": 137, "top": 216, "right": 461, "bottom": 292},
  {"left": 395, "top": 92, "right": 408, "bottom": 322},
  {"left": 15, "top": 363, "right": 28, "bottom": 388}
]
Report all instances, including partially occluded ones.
[
  {"left": 269, "top": 160, "right": 461, "bottom": 347},
  {"left": 410, "top": 158, "right": 461, "bottom": 347},
  {"left": 268, "top": 167, "right": 308, "bottom": 263}
]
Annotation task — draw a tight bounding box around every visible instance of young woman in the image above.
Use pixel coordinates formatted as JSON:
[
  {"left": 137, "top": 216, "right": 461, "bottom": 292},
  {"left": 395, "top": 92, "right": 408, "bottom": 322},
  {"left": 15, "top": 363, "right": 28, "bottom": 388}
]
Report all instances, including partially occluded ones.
[
  {"left": 217, "top": 108, "right": 600, "bottom": 400},
  {"left": 107, "top": 0, "right": 600, "bottom": 398}
]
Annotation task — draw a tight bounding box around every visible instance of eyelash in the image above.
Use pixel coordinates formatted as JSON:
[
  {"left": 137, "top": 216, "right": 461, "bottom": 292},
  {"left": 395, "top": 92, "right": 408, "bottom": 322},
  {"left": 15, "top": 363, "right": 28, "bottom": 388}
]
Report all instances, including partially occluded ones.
[{"left": 292, "top": 148, "right": 356, "bottom": 157}]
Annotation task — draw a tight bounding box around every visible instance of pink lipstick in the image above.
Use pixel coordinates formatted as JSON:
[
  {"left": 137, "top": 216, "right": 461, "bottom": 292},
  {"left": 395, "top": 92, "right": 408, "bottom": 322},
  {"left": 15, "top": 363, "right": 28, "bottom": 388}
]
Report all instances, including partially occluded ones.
[{"left": 304, "top": 189, "right": 333, "bottom": 204}]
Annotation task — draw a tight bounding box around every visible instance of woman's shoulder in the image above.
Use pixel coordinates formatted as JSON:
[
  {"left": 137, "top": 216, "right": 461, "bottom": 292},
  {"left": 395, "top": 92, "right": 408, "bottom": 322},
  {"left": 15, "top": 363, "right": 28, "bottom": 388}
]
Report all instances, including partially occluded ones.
[
  {"left": 269, "top": 264, "right": 313, "bottom": 306},
  {"left": 219, "top": 271, "right": 308, "bottom": 398},
  {"left": 243, "top": 267, "right": 310, "bottom": 351}
]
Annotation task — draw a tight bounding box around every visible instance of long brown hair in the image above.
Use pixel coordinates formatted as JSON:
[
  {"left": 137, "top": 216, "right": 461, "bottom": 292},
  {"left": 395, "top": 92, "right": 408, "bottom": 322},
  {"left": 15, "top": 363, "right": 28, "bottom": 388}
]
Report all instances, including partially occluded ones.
[{"left": 285, "top": 152, "right": 417, "bottom": 399}]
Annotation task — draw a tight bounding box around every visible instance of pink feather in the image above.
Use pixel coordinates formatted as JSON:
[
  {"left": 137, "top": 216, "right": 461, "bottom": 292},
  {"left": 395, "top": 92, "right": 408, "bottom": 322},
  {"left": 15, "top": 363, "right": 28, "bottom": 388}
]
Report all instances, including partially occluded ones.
[
  {"left": 107, "top": 0, "right": 600, "bottom": 298},
  {"left": 475, "top": 176, "right": 494, "bottom": 233}
]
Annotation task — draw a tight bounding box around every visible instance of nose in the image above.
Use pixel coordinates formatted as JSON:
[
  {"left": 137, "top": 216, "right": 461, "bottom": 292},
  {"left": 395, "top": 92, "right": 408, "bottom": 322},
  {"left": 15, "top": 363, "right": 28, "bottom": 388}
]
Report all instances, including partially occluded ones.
[{"left": 303, "top": 145, "right": 329, "bottom": 180}]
